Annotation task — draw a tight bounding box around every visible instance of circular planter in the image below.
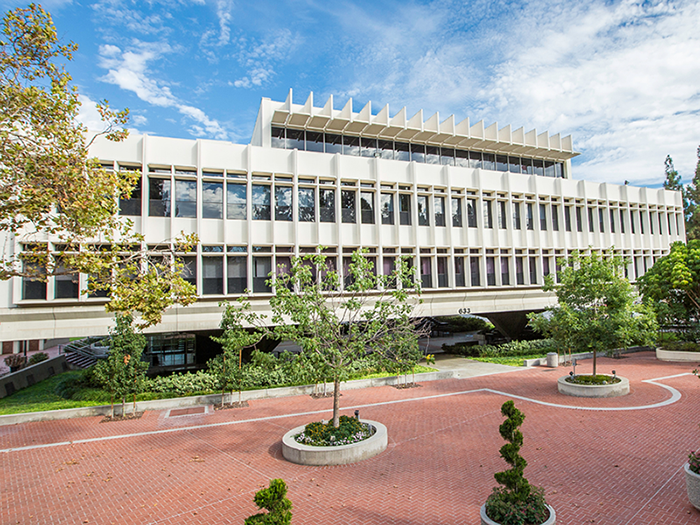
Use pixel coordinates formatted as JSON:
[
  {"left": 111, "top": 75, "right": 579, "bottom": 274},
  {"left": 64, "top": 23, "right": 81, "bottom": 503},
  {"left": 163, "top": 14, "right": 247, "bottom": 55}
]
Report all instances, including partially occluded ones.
[
  {"left": 557, "top": 375, "right": 629, "bottom": 398},
  {"left": 685, "top": 463, "right": 700, "bottom": 511},
  {"left": 480, "top": 504, "right": 556, "bottom": 525},
  {"left": 282, "top": 419, "right": 387, "bottom": 466},
  {"left": 656, "top": 348, "right": 700, "bottom": 363}
]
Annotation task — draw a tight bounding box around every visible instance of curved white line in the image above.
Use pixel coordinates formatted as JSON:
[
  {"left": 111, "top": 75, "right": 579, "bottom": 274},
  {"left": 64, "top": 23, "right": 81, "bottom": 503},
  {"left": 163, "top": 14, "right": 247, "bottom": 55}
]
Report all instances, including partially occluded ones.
[{"left": 0, "top": 373, "right": 691, "bottom": 454}]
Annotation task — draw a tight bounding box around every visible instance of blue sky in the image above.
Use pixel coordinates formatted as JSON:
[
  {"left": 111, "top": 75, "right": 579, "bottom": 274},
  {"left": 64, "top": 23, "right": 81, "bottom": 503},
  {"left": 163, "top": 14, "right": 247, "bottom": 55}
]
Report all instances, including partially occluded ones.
[{"left": 5, "top": 0, "right": 700, "bottom": 187}]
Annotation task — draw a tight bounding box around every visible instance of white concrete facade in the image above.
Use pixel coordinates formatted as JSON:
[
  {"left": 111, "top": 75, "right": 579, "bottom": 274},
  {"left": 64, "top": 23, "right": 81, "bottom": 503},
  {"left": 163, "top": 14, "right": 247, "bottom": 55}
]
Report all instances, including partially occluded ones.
[{"left": 0, "top": 93, "right": 685, "bottom": 343}]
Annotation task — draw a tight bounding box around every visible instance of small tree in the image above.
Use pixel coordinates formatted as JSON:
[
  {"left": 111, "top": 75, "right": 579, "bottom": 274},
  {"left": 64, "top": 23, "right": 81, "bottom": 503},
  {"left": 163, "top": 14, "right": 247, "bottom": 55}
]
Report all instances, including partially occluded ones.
[
  {"left": 528, "top": 250, "right": 657, "bottom": 376},
  {"left": 270, "top": 251, "right": 425, "bottom": 427},
  {"left": 245, "top": 479, "right": 292, "bottom": 525},
  {"left": 210, "top": 299, "right": 265, "bottom": 406},
  {"left": 93, "top": 313, "right": 147, "bottom": 418},
  {"left": 485, "top": 401, "right": 548, "bottom": 525}
]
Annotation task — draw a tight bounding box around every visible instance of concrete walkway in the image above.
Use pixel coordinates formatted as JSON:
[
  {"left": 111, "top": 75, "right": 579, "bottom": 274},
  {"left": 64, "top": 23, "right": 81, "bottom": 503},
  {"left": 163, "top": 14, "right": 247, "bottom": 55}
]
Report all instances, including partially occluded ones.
[{"left": 430, "top": 353, "right": 523, "bottom": 378}]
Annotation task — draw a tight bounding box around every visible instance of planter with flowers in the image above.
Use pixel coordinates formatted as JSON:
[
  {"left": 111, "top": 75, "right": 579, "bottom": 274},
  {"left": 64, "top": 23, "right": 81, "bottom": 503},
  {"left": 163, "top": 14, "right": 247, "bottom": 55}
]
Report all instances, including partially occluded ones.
[
  {"left": 687, "top": 449, "right": 700, "bottom": 511},
  {"left": 481, "top": 401, "right": 555, "bottom": 525},
  {"left": 282, "top": 414, "right": 387, "bottom": 466}
]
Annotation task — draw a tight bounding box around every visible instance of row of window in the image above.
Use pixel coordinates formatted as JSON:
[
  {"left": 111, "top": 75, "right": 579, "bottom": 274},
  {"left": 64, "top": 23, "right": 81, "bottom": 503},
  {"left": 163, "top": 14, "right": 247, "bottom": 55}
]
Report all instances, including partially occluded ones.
[
  {"left": 21, "top": 251, "right": 658, "bottom": 301},
  {"left": 121, "top": 178, "right": 680, "bottom": 236},
  {"left": 271, "top": 127, "right": 566, "bottom": 177}
]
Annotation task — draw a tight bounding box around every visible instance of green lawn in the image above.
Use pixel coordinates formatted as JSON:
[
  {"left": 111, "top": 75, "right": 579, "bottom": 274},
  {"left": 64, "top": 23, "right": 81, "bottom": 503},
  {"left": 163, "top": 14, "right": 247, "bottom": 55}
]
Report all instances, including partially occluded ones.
[
  {"left": 469, "top": 354, "right": 548, "bottom": 367},
  {"left": 0, "top": 365, "right": 438, "bottom": 416}
]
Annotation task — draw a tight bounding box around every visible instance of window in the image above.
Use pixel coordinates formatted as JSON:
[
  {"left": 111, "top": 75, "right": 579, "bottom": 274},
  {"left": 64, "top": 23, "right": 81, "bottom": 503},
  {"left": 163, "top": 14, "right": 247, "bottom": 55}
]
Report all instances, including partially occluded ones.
[
  {"left": 630, "top": 210, "right": 636, "bottom": 234},
  {"left": 658, "top": 213, "right": 663, "bottom": 234},
  {"left": 252, "top": 185, "right": 271, "bottom": 220},
  {"left": 440, "top": 148, "right": 455, "bottom": 166},
  {"left": 620, "top": 209, "right": 626, "bottom": 233},
  {"left": 486, "top": 257, "right": 496, "bottom": 286},
  {"left": 469, "top": 151, "right": 482, "bottom": 169},
  {"left": 470, "top": 257, "right": 481, "bottom": 286},
  {"left": 54, "top": 263, "right": 78, "bottom": 299},
  {"left": 526, "top": 203, "right": 534, "bottom": 230},
  {"left": 610, "top": 209, "right": 616, "bottom": 233},
  {"left": 306, "top": 131, "right": 324, "bottom": 152},
  {"left": 276, "top": 256, "right": 293, "bottom": 290},
  {"left": 341, "top": 190, "right": 356, "bottom": 223},
  {"left": 361, "top": 137, "right": 377, "bottom": 158},
  {"left": 343, "top": 136, "right": 360, "bottom": 156},
  {"left": 298, "top": 187, "right": 315, "bottom": 222},
  {"left": 482, "top": 153, "right": 495, "bottom": 171},
  {"left": 411, "top": 144, "right": 425, "bottom": 163},
  {"left": 325, "top": 133, "right": 342, "bottom": 154},
  {"left": 253, "top": 256, "right": 272, "bottom": 293},
  {"left": 437, "top": 257, "right": 448, "bottom": 287},
  {"left": 452, "top": 198, "right": 463, "bottom": 227},
  {"left": 227, "top": 256, "right": 247, "bottom": 293},
  {"left": 543, "top": 257, "right": 551, "bottom": 277},
  {"left": 533, "top": 159, "right": 544, "bottom": 176},
  {"left": 271, "top": 127, "right": 285, "bottom": 148},
  {"left": 420, "top": 257, "right": 432, "bottom": 288},
  {"left": 180, "top": 256, "right": 196, "bottom": 287},
  {"left": 435, "top": 196, "right": 446, "bottom": 227},
  {"left": 399, "top": 194, "right": 411, "bottom": 225},
  {"left": 378, "top": 140, "right": 394, "bottom": 160},
  {"left": 576, "top": 207, "right": 583, "bottom": 232},
  {"left": 599, "top": 208, "right": 605, "bottom": 233},
  {"left": 418, "top": 196, "right": 429, "bottom": 226},
  {"left": 455, "top": 257, "right": 465, "bottom": 286},
  {"left": 496, "top": 155, "right": 508, "bottom": 172},
  {"left": 501, "top": 258, "right": 510, "bottom": 285},
  {"left": 513, "top": 202, "right": 521, "bottom": 230},
  {"left": 426, "top": 146, "right": 440, "bottom": 165},
  {"left": 649, "top": 212, "right": 654, "bottom": 234},
  {"left": 381, "top": 194, "right": 394, "bottom": 225},
  {"left": 483, "top": 201, "right": 493, "bottom": 229},
  {"left": 275, "top": 186, "right": 293, "bottom": 221},
  {"left": 320, "top": 189, "right": 335, "bottom": 222},
  {"left": 175, "top": 180, "right": 196, "bottom": 218},
  {"left": 120, "top": 178, "right": 141, "bottom": 216},
  {"left": 202, "top": 182, "right": 223, "bottom": 219},
  {"left": 639, "top": 211, "right": 645, "bottom": 234},
  {"left": 202, "top": 258, "right": 223, "bottom": 295},
  {"left": 552, "top": 205, "right": 559, "bottom": 231},
  {"left": 286, "top": 129, "right": 304, "bottom": 150},
  {"left": 467, "top": 199, "right": 477, "bottom": 228},
  {"left": 383, "top": 256, "right": 396, "bottom": 288},
  {"left": 540, "top": 204, "right": 547, "bottom": 230},
  {"left": 516, "top": 257, "right": 524, "bottom": 285},
  {"left": 149, "top": 178, "right": 171, "bottom": 217},
  {"left": 22, "top": 261, "right": 46, "bottom": 300},
  {"left": 227, "top": 183, "right": 246, "bottom": 220},
  {"left": 360, "top": 192, "right": 375, "bottom": 224},
  {"left": 395, "top": 142, "right": 410, "bottom": 161},
  {"left": 588, "top": 207, "right": 594, "bottom": 232},
  {"left": 529, "top": 257, "right": 537, "bottom": 284},
  {"left": 498, "top": 201, "right": 507, "bottom": 229},
  {"left": 565, "top": 206, "right": 572, "bottom": 232}
]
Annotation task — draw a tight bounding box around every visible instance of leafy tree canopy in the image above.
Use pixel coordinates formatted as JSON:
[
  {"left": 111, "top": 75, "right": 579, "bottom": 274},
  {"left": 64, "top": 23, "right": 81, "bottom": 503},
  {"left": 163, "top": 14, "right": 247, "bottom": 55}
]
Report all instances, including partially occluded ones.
[
  {"left": 528, "top": 250, "right": 657, "bottom": 375},
  {"left": 0, "top": 4, "right": 197, "bottom": 328}
]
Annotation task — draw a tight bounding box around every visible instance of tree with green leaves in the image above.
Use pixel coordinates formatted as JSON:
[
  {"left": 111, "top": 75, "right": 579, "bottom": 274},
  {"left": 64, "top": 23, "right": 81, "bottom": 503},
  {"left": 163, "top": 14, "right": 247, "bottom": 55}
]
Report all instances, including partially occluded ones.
[
  {"left": 638, "top": 240, "right": 700, "bottom": 328},
  {"left": 0, "top": 4, "right": 197, "bottom": 329},
  {"left": 269, "top": 250, "right": 425, "bottom": 428},
  {"left": 245, "top": 479, "right": 292, "bottom": 525},
  {"left": 684, "top": 147, "right": 700, "bottom": 240},
  {"left": 92, "top": 313, "right": 147, "bottom": 418},
  {"left": 209, "top": 298, "right": 265, "bottom": 406},
  {"left": 528, "top": 250, "right": 657, "bottom": 376}
]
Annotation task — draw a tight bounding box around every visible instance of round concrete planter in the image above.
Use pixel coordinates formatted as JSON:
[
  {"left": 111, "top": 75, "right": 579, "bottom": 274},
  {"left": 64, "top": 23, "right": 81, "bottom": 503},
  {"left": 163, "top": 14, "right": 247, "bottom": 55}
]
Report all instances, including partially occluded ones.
[
  {"left": 656, "top": 348, "right": 700, "bottom": 363},
  {"left": 282, "top": 420, "right": 387, "bottom": 466},
  {"left": 480, "top": 504, "right": 556, "bottom": 525},
  {"left": 685, "top": 463, "right": 700, "bottom": 511},
  {"left": 557, "top": 375, "right": 629, "bottom": 398}
]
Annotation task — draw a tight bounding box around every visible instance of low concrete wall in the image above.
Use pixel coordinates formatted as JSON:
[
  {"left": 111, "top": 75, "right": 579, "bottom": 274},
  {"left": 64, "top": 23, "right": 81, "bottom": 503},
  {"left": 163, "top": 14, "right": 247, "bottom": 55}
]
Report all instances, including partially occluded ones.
[
  {"left": 557, "top": 375, "right": 630, "bottom": 398},
  {"left": 0, "top": 356, "right": 69, "bottom": 399},
  {"left": 524, "top": 346, "right": 654, "bottom": 367},
  {"left": 656, "top": 348, "right": 700, "bottom": 363},
  {"left": 282, "top": 420, "right": 388, "bottom": 466},
  {"left": 0, "top": 369, "right": 457, "bottom": 426}
]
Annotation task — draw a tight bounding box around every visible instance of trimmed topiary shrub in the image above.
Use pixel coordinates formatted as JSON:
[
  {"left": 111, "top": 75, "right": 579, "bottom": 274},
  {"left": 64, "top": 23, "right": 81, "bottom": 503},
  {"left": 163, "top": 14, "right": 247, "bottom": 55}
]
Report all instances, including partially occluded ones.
[
  {"left": 4, "top": 353, "right": 26, "bottom": 369},
  {"left": 485, "top": 401, "right": 549, "bottom": 525},
  {"left": 28, "top": 352, "right": 49, "bottom": 365},
  {"left": 245, "top": 478, "right": 292, "bottom": 525}
]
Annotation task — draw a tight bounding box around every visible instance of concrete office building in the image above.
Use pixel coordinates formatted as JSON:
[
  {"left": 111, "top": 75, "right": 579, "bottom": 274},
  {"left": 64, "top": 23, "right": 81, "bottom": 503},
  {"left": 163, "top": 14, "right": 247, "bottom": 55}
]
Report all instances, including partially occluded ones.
[{"left": 0, "top": 90, "right": 685, "bottom": 368}]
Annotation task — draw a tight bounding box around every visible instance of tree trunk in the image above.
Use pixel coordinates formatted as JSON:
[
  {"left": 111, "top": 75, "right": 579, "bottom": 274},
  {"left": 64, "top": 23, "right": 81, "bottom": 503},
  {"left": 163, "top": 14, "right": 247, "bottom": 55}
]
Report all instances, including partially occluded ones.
[
  {"left": 332, "top": 376, "right": 340, "bottom": 428},
  {"left": 592, "top": 350, "right": 597, "bottom": 376}
]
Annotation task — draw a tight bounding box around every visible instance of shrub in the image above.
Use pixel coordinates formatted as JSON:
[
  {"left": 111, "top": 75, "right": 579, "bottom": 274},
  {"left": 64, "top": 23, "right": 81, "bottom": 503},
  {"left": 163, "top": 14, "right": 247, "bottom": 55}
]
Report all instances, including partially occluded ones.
[
  {"left": 55, "top": 370, "right": 94, "bottom": 399},
  {"left": 144, "top": 371, "right": 220, "bottom": 396},
  {"left": 566, "top": 374, "right": 619, "bottom": 385},
  {"left": 295, "top": 415, "right": 374, "bottom": 447},
  {"left": 28, "top": 352, "right": 49, "bottom": 365},
  {"left": 4, "top": 353, "right": 26, "bottom": 369},
  {"left": 442, "top": 342, "right": 481, "bottom": 357},
  {"left": 690, "top": 450, "right": 700, "bottom": 475},
  {"left": 661, "top": 341, "right": 700, "bottom": 352},
  {"left": 478, "top": 339, "right": 557, "bottom": 358},
  {"left": 245, "top": 479, "right": 292, "bottom": 525},
  {"left": 485, "top": 401, "right": 549, "bottom": 525},
  {"left": 435, "top": 315, "right": 493, "bottom": 333}
]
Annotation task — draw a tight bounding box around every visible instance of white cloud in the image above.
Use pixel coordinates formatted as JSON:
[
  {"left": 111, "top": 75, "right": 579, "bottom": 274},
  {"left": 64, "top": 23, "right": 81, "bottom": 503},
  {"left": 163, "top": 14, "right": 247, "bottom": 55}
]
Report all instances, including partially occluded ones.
[
  {"left": 76, "top": 94, "right": 106, "bottom": 131},
  {"left": 97, "top": 42, "right": 229, "bottom": 140},
  {"left": 232, "top": 30, "right": 299, "bottom": 89}
]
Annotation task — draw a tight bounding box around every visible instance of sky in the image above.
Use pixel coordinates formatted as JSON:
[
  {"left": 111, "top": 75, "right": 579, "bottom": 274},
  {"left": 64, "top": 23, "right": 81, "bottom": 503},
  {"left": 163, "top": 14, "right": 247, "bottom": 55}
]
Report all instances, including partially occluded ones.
[{"left": 4, "top": 0, "right": 700, "bottom": 188}]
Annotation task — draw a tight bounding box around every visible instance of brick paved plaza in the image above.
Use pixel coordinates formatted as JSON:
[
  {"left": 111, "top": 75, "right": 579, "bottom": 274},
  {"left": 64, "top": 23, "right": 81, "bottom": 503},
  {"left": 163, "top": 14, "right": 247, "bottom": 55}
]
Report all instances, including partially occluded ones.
[{"left": 1, "top": 352, "right": 699, "bottom": 524}]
